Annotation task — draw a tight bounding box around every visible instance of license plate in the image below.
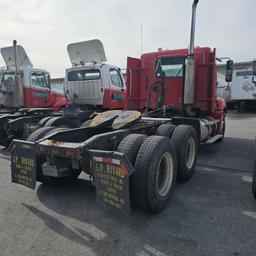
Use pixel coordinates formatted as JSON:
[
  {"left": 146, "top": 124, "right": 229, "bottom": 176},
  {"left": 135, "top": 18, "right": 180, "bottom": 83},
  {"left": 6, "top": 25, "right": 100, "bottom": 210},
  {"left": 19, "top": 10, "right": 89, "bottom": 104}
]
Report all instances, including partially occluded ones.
[{"left": 42, "top": 163, "right": 58, "bottom": 177}]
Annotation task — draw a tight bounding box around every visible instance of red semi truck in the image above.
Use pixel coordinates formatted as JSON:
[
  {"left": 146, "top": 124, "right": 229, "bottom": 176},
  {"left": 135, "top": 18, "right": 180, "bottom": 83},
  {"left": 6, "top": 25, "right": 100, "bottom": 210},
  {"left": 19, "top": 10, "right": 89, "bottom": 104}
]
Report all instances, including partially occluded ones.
[
  {"left": 0, "top": 41, "right": 67, "bottom": 146},
  {"left": 10, "top": 0, "right": 232, "bottom": 214},
  {"left": 0, "top": 41, "right": 67, "bottom": 111}
]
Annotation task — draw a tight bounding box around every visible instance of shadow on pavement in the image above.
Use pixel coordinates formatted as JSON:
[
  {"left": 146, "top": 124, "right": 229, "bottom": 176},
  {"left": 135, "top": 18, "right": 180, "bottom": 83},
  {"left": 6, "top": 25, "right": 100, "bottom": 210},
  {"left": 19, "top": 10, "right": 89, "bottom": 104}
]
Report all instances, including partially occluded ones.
[
  {"left": 23, "top": 203, "right": 93, "bottom": 246},
  {"left": 32, "top": 166, "right": 256, "bottom": 256},
  {"left": 0, "top": 147, "right": 10, "bottom": 160},
  {"left": 198, "top": 137, "right": 254, "bottom": 172},
  {"left": 33, "top": 178, "right": 172, "bottom": 256}
]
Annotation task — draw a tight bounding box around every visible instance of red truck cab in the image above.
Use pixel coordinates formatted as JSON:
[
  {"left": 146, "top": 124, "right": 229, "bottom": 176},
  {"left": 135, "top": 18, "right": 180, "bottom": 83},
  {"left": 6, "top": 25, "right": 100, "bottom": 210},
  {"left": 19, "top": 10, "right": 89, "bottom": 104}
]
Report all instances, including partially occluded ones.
[
  {"left": 126, "top": 47, "right": 225, "bottom": 114},
  {"left": 126, "top": 47, "right": 227, "bottom": 133},
  {"left": 0, "top": 43, "right": 67, "bottom": 112}
]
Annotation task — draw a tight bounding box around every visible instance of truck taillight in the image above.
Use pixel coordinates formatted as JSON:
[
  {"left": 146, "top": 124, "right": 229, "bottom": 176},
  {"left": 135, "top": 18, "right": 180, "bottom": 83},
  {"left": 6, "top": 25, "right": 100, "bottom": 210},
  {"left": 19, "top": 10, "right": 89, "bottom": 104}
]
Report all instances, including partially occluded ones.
[
  {"left": 37, "top": 146, "right": 47, "bottom": 153},
  {"left": 64, "top": 150, "right": 77, "bottom": 158}
]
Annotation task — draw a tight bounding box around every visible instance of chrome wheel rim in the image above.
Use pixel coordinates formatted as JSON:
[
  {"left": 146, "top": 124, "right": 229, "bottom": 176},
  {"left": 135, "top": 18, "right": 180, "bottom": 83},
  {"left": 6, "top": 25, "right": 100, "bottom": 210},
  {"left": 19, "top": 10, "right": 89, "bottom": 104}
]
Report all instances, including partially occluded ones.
[
  {"left": 186, "top": 137, "right": 196, "bottom": 169},
  {"left": 156, "top": 152, "right": 174, "bottom": 197}
]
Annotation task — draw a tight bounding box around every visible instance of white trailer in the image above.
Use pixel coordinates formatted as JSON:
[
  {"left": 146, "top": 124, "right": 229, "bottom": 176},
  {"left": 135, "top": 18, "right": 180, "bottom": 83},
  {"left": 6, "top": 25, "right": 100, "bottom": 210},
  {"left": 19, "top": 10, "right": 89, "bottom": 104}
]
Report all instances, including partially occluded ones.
[
  {"left": 231, "top": 69, "right": 256, "bottom": 100},
  {"left": 229, "top": 69, "right": 256, "bottom": 109},
  {"left": 217, "top": 61, "right": 256, "bottom": 110}
]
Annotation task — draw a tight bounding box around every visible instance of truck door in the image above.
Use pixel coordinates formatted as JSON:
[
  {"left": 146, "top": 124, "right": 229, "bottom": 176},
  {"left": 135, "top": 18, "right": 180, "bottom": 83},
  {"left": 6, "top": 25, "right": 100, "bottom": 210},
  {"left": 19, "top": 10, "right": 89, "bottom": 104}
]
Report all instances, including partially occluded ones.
[
  {"left": 29, "top": 72, "right": 50, "bottom": 108},
  {"left": 107, "top": 68, "right": 126, "bottom": 109},
  {"left": 0, "top": 72, "right": 15, "bottom": 107}
]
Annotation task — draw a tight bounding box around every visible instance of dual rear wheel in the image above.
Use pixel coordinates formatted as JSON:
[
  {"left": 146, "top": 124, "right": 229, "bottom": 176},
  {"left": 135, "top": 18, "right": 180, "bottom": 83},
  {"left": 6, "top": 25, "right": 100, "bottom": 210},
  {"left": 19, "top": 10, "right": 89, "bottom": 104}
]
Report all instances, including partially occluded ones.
[
  {"left": 117, "top": 124, "right": 198, "bottom": 213},
  {"left": 28, "top": 123, "right": 198, "bottom": 212},
  {"left": 156, "top": 124, "right": 198, "bottom": 181}
]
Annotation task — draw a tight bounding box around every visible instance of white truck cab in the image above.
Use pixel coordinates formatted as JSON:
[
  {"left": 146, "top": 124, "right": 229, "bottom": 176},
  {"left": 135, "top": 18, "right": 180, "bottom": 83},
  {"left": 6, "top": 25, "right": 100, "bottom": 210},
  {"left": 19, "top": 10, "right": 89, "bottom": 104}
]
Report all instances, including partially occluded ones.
[{"left": 65, "top": 40, "right": 126, "bottom": 109}]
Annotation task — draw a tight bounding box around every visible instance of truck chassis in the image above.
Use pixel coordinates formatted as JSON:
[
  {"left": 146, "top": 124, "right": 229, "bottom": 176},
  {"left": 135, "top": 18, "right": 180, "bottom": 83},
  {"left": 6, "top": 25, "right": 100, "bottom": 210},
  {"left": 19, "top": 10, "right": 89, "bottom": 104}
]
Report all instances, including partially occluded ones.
[{"left": 10, "top": 110, "right": 203, "bottom": 214}]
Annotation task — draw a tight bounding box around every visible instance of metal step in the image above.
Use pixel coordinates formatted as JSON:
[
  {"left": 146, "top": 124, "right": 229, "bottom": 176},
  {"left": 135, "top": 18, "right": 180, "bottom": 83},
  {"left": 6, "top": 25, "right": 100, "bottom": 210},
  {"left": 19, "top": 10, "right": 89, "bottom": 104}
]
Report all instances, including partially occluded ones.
[{"left": 205, "top": 134, "right": 223, "bottom": 144}]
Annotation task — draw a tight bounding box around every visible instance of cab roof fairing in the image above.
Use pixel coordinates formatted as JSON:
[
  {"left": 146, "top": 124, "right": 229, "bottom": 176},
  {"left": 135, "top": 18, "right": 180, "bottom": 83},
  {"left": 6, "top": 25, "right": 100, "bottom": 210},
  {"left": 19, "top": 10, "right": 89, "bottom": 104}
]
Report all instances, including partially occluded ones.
[
  {"left": 0, "top": 45, "right": 33, "bottom": 68},
  {"left": 67, "top": 39, "right": 107, "bottom": 67}
]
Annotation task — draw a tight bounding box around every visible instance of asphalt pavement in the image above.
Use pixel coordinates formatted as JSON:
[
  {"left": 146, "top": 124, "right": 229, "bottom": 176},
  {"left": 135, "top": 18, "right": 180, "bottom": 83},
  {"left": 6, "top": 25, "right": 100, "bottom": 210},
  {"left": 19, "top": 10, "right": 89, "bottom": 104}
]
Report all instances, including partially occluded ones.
[{"left": 0, "top": 111, "right": 255, "bottom": 256}]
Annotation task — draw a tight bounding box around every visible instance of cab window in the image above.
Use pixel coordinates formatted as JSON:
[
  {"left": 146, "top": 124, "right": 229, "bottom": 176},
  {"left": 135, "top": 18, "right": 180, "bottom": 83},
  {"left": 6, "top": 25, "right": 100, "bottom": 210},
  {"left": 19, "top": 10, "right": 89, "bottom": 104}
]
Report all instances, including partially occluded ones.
[
  {"left": 67, "top": 69, "right": 101, "bottom": 81},
  {"left": 110, "top": 69, "right": 123, "bottom": 88},
  {"left": 31, "top": 72, "right": 49, "bottom": 88},
  {"left": 155, "top": 57, "right": 185, "bottom": 78},
  {"left": 2, "top": 72, "right": 15, "bottom": 86}
]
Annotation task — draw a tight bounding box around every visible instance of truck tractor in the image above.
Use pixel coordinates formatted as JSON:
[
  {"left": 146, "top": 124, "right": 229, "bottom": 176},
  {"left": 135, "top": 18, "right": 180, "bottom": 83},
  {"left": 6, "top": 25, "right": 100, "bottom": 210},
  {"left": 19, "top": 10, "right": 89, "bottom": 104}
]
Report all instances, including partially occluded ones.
[
  {"left": 0, "top": 41, "right": 68, "bottom": 146},
  {"left": 10, "top": 0, "right": 231, "bottom": 214},
  {"left": 65, "top": 39, "right": 126, "bottom": 111}
]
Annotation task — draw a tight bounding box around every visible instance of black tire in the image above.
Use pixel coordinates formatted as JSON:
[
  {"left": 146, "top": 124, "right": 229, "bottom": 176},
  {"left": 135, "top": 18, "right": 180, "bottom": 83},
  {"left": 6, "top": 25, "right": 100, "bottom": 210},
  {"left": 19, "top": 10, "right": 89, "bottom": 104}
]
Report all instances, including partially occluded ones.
[
  {"left": 44, "top": 117, "right": 76, "bottom": 128},
  {"left": 155, "top": 124, "right": 176, "bottom": 138},
  {"left": 117, "top": 134, "right": 147, "bottom": 165},
  {"left": 171, "top": 125, "right": 198, "bottom": 182},
  {"left": 253, "top": 169, "right": 256, "bottom": 200},
  {"left": 38, "top": 116, "right": 52, "bottom": 126},
  {"left": 44, "top": 127, "right": 69, "bottom": 136},
  {"left": 133, "top": 136, "right": 177, "bottom": 213},
  {"left": 27, "top": 127, "right": 56, "bottom": 142},
  {"left": 0, "top": 130, "right": 9, "bottom": 147},
  {"left": 253, "top": 142, "right": 256, "bottom": 199}
]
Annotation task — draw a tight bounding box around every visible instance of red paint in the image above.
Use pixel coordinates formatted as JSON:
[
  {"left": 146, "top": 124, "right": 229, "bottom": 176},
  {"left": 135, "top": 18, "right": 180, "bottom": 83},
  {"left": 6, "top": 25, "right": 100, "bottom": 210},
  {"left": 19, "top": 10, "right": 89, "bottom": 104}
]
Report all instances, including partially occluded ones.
[
  {"left": 120, "top": 163, "right": 129, "bottom": 177},
  {"left": 125, "top": 47, "right": 225, "bottom": 136},
  {"left": 102, "top": 157, "right": 113, "bottom": 164},
  {"left": 213, "top": 97, "right": 226, "bottom": 132},
  {"left": 64, "top": 150, "right": 77, "bottom": 158},
  {"left": 23, "top": 87, "right": 67, "bottom": 111},
  {"left": 103, "top": 89, "right": 126, "bottom": 109},
  {"left": 126, "top": 48, "right": 217, "bottom": 112}
]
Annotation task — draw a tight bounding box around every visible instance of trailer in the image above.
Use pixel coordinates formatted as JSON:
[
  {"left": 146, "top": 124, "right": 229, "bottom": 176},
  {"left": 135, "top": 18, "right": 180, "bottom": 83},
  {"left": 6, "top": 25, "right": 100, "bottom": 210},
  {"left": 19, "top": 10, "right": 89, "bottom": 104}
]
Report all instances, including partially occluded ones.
[
  {"left": 217, "top": 62, "right": 256, "bottom": 110},
  {"left": 10, "top": 0, "right": 231, "bottom": 214}
]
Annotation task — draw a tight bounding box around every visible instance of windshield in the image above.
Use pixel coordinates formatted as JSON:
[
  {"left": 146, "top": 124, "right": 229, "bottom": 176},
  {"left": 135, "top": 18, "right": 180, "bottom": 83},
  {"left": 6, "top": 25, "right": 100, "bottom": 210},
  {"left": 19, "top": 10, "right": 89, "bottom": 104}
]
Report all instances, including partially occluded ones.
[
  {"left": 155, "top": 57, "right": 185, "bottom": 78},
  {"left": 68, "top": 69, "right": 101, "bottom": 81},
  {"left": 1, "top": 72, "right": 15, "bottom": 86},
  {"left": 31, "top": 72, "right": 49, "bottom": 88}
]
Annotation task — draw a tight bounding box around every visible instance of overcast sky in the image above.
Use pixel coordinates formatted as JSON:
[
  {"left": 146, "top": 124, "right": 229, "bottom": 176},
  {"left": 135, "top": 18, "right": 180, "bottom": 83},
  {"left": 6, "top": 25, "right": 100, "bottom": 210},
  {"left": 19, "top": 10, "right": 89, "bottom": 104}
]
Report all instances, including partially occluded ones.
[{"left": 0, "top": 0, "right": 255, "bottom": 77}]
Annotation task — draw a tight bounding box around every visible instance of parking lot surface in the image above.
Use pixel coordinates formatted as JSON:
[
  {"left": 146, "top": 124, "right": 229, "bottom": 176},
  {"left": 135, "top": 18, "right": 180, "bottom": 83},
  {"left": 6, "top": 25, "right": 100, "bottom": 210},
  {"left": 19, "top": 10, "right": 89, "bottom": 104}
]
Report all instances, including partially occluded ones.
[{"left": 0, "top": 111, "right": 255, "bottom": 256}]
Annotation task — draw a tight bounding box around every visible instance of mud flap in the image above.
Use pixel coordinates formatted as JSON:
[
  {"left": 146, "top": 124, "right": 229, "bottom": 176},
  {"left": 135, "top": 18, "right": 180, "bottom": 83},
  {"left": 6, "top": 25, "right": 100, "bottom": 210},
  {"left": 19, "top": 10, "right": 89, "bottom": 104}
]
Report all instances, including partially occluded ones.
[
  {"left": 89, "top": 150, "right": 135, "bottom": 215},
  {"left": 9, "top": 140, "right": 37, "bottom": 189}
]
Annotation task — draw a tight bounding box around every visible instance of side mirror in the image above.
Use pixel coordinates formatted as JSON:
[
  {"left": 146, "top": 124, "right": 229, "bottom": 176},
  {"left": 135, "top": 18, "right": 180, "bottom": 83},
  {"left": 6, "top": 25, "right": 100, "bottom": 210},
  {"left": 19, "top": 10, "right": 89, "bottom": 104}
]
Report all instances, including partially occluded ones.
[
  {"left": 252, "top": 60, "right": 256, "bottom": 84},
  {"left": 46, "top": 73, "right": 51, "bottom": 88},
  {"left": 225, "top": 60, "right": 233, "bottom": 82},
  {"left": 155, "top": 59, "right": 165, "bottom": 78}
]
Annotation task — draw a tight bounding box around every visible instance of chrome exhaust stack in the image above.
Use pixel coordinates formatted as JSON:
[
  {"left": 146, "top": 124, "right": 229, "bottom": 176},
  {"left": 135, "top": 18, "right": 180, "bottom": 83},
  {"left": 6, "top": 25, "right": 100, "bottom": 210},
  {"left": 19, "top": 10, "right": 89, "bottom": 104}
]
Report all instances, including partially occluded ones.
[
  {"left": 13, "top": 40, "right": 24, "bottom": 107},
  {"left": 189, "top": 0, "right": 199, "bottom": 55},
  {"left": 184, "top": 0, "right": 199, "bottom": 105}
]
